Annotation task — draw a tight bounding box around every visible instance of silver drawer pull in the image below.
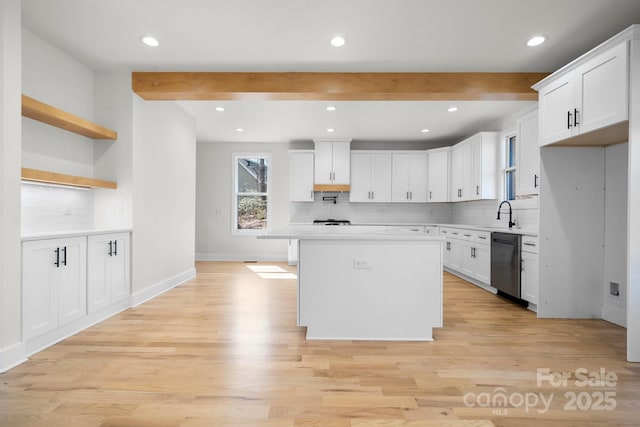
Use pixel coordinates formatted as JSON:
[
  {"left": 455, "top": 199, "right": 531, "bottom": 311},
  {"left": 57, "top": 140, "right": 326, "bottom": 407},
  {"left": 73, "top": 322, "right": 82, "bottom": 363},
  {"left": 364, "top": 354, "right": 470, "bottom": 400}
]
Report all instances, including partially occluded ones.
[
  {"left": 464, "top": 234, "right": 471, "bottom": 237},
  {"left": 523, "top": 242, "right": 537, "bottom": 246},
  {"left": 478, "top": 236, "right": 487, "bottom": 240}
]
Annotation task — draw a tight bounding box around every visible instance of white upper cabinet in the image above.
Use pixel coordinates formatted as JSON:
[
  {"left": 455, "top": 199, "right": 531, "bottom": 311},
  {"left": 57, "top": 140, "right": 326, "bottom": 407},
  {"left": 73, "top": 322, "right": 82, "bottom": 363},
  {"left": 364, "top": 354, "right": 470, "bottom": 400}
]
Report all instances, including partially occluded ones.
[
  {"left": 313, "top": 139, "right": 351, "bottom": 187},
  {"left": 450, "top": 141, "right": 472, "bottom": 201},
  {"left": 289, "top": 150, "right": 315, "bottom": 202},
  {"left": 426, "top": 147, "right": 449, "bottom": 202},
  {"left": 391, "top": 152, "right": 428, "bottom": 203},
  {"left": 349, "top": 151, "right": 392, "bottom": 203},
  {"left": 536, "top": 40, "right": 629, "bottom": 146},
  {"left": 516, "top": 109, "right": 540, "bottom": 196},
  {"left": 450, "top": 132, "right": 498, "bottom": 201}
]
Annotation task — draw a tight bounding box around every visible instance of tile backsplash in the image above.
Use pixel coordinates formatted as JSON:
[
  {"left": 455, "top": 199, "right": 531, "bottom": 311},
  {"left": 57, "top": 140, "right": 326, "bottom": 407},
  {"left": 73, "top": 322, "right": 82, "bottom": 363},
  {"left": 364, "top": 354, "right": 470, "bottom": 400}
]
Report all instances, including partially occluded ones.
[
  {"left": 290, "top": 192, "right": 453, "bottom": 224},
  {"left": 21, "top": 183, "right": 94, "bottom": 233},
  {"left": 290, "top": 192, "right": 539, "bottom": 230}
]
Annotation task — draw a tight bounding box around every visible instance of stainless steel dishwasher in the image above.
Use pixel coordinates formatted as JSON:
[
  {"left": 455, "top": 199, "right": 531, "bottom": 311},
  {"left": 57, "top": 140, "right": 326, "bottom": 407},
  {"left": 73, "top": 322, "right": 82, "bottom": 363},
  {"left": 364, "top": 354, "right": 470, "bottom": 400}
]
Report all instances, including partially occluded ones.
[{"left": 490, "top": 232, "right": 522, "bottom": 299}]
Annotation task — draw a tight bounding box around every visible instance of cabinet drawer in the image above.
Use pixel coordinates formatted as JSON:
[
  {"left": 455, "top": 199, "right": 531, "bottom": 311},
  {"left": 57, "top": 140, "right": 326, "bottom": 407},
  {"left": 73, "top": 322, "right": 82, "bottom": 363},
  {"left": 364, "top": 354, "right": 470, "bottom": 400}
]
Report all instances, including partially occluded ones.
[
  {"left": 474, "top": 231, "right": 491, "bottom": 243},
  {"left": 521, "top": 236, "right": 539, "bottom": 253}
]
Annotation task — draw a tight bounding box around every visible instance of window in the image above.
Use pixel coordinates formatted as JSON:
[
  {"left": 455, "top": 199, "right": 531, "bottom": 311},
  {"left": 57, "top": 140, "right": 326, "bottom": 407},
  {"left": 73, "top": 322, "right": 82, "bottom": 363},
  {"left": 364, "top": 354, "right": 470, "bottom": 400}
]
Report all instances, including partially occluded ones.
[
  {"left": 233, "top": 154, "right": 270, "bottom": 233},
  {"left": 503, "top": 133, "right": 516, "bottom": 201}
]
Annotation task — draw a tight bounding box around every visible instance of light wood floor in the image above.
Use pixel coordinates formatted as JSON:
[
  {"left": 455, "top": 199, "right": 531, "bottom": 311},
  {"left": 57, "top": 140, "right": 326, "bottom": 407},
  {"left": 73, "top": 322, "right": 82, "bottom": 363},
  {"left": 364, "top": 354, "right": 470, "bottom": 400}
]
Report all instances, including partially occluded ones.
[{"left": 1, "top": 261, "right": 639, "bottom": 427}]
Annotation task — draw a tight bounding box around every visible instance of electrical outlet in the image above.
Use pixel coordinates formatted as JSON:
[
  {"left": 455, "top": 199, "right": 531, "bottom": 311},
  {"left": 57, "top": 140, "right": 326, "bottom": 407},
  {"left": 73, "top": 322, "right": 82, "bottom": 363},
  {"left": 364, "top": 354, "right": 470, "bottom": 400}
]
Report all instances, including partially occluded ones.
[
  {"left": 609, "top": 282, "right": 620, "bottom": 298},
  {"left": 353, "top": 258, "right": 369, "bottom": 269}
]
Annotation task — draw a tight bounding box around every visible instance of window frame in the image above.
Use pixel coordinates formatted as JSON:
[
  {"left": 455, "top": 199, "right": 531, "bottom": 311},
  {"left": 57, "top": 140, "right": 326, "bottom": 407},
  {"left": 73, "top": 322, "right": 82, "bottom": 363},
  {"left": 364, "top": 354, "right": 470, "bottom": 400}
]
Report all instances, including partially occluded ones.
[
  {"left": 231, "top": 152, "right": 272, "bottom": 235},
  {"left": 502, "top": 131, "right": 517, "bottom": 201}
]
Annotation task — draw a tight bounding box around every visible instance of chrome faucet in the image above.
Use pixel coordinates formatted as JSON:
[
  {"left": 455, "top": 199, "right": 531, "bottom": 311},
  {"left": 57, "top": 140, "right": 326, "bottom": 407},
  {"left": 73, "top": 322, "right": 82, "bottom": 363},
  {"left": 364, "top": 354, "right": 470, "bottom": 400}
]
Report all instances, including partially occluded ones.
[{"left": 497, "top": 200, "right": 516, "bottom": 229}]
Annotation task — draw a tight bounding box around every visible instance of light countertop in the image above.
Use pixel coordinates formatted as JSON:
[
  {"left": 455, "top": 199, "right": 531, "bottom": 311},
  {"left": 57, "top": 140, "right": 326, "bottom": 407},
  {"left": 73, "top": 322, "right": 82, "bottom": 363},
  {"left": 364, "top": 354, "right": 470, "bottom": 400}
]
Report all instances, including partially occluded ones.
[
  {"left": 259, "top": 225, "right": 445, "bottom": 241},
  {"left": 21, "top": 228, "right": 132, "bottom": 241}
]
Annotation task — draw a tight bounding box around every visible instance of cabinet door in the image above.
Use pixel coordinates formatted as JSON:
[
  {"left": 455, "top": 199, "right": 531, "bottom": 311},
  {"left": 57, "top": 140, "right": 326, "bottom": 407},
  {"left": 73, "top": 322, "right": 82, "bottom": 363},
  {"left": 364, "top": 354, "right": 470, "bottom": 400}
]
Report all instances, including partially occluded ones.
[
  {"left": 460, "top": 241, "right": 475, "bottom": 277},
  {"left": 88, "top": 234, "right": 111, "bottom": 313},
  {"left": 577, "top": 41, "right": 628, "bottom": 135},
  {"left": 449, "top": 145, "right": 464, "bottom": 201},
  {"left": 538, "top": 75, "right": 575, "bottom": 146},
  {"left": 332, "top": 141, "right": 351, "bottom": 184},
  {"left": 521, "top": 251, "right": 539, "bottom": 304},
  {"left": 474, "top": 243, "right": 491, "bottom": 285},
  {"left": 57, "top": 237, "right": 87, "bottom": 326},
  {"left": 289, "top": 151, "right": 314, "bottom": 202},
  {"left": 391, "top": 154, "right": 411, "bottom": 202},
  {"left": 109, "top": 234, "right": 131, "bottom": 304},
  {"left": 444, "top": 237, "right": 463, "bottom": 271},
  {"left": 22, "top": 240, "right": 58, "bottom": 340},
  {"left": 370, "top": 153, "right": 392, "bottom": 202},
  {"left": 313, "top": 141, "right": 333, "bottom": 184},
  {"left": 349, "top": 153, "right": 372, "bottom": 202},
  {"left": 470, "top": 136, "right": 483, "bottom": 200},
  {"left": 460, "top": 142, "right": 473, "bottom": 200},
  {"left": 408, "top": 153, "right": 428, "bottom": 202},
  {"left": 427, "top": 149, "right": 449, "bottom": 202},
  {"left": 516, "top": 110, "right": 540, "bottom": 196}
]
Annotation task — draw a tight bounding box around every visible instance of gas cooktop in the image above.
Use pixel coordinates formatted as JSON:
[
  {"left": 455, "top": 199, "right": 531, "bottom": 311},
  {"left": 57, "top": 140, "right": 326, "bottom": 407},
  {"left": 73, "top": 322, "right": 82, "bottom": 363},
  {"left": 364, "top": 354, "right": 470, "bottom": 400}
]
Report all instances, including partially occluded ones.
[{"left": 313, "top": 219, "right": 351, "bottom": 226}]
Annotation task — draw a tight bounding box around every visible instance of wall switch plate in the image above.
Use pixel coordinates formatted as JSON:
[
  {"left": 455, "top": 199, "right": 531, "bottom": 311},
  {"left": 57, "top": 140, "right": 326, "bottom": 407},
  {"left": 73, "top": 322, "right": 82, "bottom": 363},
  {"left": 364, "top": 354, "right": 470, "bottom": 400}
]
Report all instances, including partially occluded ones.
[{"left": 353, "top": 258, "right": 369, "bottom": 269}]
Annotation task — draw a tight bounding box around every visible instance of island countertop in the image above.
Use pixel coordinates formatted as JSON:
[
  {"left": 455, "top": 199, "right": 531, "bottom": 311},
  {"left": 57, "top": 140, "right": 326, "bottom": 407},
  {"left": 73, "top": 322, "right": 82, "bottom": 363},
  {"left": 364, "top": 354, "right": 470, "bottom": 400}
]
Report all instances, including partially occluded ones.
[{"left": 258, "top": 225, "right": 445, "bottom": 241}]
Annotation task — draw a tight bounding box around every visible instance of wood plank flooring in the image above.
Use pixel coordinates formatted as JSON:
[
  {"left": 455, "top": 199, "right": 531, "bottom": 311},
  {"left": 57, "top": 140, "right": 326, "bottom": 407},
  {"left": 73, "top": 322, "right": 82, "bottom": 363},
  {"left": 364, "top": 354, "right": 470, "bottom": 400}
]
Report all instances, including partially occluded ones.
[{"left": 1, "top": 261, "right": 638, "bottom": 426}]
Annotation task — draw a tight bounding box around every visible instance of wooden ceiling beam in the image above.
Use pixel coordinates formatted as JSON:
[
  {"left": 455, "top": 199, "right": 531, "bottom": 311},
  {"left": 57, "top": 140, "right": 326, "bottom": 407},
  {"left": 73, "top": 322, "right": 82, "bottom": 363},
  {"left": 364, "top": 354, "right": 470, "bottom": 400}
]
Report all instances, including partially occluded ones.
[{"left": 132, "top": 72, "right": 547, "bottom": 101}]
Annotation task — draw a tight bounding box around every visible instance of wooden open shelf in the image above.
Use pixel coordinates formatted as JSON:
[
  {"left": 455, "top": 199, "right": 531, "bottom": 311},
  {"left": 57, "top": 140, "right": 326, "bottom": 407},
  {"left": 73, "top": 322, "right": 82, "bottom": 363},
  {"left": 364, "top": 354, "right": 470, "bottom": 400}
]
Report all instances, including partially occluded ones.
[
  {"left": 21, "top": 95, "right": 118, "bottom": 140},
  {"left": 21, "top": 168, "right": 117, "bottom": 189}
]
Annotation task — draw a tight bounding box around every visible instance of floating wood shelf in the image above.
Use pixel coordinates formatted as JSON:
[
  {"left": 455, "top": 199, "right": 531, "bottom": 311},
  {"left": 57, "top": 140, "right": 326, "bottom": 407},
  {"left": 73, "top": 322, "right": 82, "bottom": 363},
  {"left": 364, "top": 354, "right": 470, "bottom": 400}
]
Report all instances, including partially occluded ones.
[
  {"left": 21, "top": 168, "right": 117, "bottom": 189},
  {"left": 313, "top": 184, "right": 351, "bottom": 192},
  {"left": 21, "top": 95, "right": 118, "bottom": 140}
]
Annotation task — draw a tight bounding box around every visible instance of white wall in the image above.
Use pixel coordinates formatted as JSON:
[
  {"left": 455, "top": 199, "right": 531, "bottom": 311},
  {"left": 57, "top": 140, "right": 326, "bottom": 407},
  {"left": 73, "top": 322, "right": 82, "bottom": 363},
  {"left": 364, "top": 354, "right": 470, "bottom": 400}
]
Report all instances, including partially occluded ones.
[
  {"left": 538, "top": 147, "right": 605, "bottom": 318},
  {"left": 627, "top": 32, "right": 640, "bottom": 361},
  {"left": 196, "top": 142, "right": 288, "bottom": 260},
  {"left": 93, "top": 72, "right": 134, "bottom": 230},
  {"left": 132, "top": 97, "right": 196, "bottom": 295},
  {"left": 0, "top": 0, "right": 24, "bottom": 370},
  {"left": 602, "top": 143, "right": 628, "bottom": 326},
  {"left": 21, "top": 28, "right": 94, "bottom": 178}
]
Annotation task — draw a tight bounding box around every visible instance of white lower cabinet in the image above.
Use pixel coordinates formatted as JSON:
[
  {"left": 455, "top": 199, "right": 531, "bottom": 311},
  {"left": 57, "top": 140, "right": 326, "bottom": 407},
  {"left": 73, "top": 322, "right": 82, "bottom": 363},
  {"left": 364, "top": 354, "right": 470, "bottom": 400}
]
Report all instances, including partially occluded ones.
[
  {"left": 441, "top": 228, "right": 463, "bottom": 271},
  {"left": 88, "top": 233, "right": 131, "bottom": 313},
  {"left": 23, "top": 236, "right": 87, "bottom": 340},
  {"left": 460, "top": 232, "right": 491, "bottom": 284},
  {"left": 441, "top": 227, "right": 491, "bottom": 286},
  {"left": 23, "top": 231, "right": 131, "bottom": 342},
  {"left": 521, "top": 236, "right": 539, "bottom": 305}
]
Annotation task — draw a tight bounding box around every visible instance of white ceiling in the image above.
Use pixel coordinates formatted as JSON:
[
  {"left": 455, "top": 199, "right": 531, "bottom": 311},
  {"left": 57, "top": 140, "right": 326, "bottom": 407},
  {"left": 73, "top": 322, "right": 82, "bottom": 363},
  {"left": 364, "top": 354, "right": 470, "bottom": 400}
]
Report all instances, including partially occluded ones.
[{"left": 21, "top": 0, "right": 640, "bottom": 144}]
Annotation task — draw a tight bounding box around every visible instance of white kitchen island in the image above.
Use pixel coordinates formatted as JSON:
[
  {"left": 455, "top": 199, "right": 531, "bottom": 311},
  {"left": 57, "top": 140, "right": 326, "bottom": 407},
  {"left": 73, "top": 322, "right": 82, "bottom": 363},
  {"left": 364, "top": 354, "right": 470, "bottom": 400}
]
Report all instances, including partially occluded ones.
[{"left": 259, "top": 226, "right": 444, "bottom": 341}]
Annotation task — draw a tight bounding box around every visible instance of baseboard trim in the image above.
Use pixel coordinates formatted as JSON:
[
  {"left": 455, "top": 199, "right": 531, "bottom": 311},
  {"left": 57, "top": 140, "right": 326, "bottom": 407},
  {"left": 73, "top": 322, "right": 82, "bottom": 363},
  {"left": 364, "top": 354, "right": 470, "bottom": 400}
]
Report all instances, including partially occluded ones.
[
  {"left": 0, "top": 342, "right": 27, "bottom": 374},
  {"left": 195, "top": 253, "right": 287, "bottom": 262},
  {"left": 444, "top": 267, "right": 497, "bottom": 294},
  {"left": 132, "top": 268, "right": 196, "bottom": 307},
  {"left": 602, "top": 304, "right": 627, "bottom": 327}
]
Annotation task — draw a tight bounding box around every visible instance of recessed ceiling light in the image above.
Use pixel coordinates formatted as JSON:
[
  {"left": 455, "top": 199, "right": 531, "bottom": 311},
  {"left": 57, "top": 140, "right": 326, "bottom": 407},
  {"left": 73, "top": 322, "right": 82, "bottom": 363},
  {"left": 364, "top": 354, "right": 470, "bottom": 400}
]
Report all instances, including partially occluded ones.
[
  {"left": 448, "top": 107, "right": 458, "bottom": 112},
  {"left": 527, "top": 35, "right": 548, "bottom": 47},
  {"left": 421, "top": 128, "right": 430, "bottom": 133},
  {"left": 141, "top": 36, "right": 160, "bottom": 47},
  {"left": 326, "top": 128, "right": 335, "bottom": 133},
  {"left": 326, "top": 106, "right": 337, "bottom": 111},
  {"left": 330, "top": 36, "right": 346, "bottom": 47},
  {"left": 215, "top": 106, "right": 225, "bottom": 112},
  {"left": 235, "top": 128, "right": 244, "bottom": 132}
]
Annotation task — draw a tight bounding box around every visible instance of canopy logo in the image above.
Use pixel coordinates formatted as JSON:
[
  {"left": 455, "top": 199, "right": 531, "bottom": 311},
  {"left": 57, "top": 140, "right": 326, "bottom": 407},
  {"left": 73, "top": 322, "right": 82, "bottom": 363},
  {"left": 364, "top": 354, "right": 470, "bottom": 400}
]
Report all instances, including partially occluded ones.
[{"left": 463, "top": 387, "right": 553, "bottom": 415}]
